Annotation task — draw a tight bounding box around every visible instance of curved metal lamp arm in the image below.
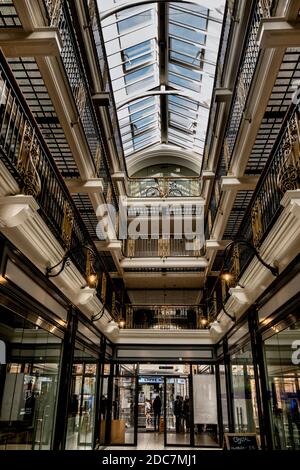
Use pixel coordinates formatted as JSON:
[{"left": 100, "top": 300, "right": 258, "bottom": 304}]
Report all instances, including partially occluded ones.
[
  {"left": 223, "top": 239, "right": 279, "bottom": 277},
  {"left": 202, "top": 294, "right": 235, "bottom": 323},
  {"left": 91, "top": 305, "right": 105, "bottom": 322},
  {"left": 46, "top": 244, "right": 98, "bottom": 278}
]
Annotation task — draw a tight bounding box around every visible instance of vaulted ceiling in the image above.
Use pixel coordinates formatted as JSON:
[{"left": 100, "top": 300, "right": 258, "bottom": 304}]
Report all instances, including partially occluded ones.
[{"left": 100, "top": 0, "right": 225, "bottom": 173}]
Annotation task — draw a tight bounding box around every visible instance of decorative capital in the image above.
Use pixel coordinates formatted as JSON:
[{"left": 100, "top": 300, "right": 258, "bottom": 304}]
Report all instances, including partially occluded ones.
[{"left": 0, "top": 195, "right": 39, "bottom": 228}]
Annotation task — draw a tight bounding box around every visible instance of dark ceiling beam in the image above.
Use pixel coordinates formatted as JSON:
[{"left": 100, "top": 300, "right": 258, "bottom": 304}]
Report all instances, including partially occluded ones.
[{"left": 158, "top": 1, "right": 168, "bottom": 144}]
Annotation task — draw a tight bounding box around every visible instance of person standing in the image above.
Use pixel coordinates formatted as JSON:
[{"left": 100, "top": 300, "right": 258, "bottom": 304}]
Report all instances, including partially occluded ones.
[
  {"left": 144, "top": 399, "right": 152, "bottom": 426},
  {"left": 174, "top": 395, "right": 182, "bottom": 433},
  {"left": 183, "top": 396, "right": 190, "bottom": 432},
  {"left": 153, "top": 395, "right": 162, "bottom": 432}
]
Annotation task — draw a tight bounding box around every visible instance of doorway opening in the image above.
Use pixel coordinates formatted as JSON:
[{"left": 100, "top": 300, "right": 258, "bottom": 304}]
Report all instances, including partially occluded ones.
[{"left": 99, "top": 363, "right": 220, "bottom": 449}]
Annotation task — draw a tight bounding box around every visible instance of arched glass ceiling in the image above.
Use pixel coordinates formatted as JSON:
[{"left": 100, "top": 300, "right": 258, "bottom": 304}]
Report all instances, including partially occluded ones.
[{"left": 100, "top": 1, "right": 225, "bottom": 163}]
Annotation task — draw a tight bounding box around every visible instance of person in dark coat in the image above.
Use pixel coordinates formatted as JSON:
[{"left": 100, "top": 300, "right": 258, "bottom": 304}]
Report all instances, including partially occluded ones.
[
  {"left": 153, "top": 395, "right": 162, "bottom": 431},
  {"left": 174, "top": 395, "right": 182, "bottom": 433}
]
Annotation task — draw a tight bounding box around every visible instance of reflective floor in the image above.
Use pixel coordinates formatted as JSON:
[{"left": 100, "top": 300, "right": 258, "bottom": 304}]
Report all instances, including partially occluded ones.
[{"left": 103, "top": 431, "right": 221, "bottom": 450}]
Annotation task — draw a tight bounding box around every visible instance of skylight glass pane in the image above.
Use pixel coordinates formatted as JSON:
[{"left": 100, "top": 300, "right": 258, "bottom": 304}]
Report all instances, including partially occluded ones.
[
  {"left": 128, "top": 96, "right": 155, "bottom": 113},
  {"left": 169, "top": 73, "right": 201, "bottom": 93},
  {"left": 126, "top": 75, "right": 155, "bottom": 94},
  {"left": 123, "top": 39, "right": 154, "bottom": 71},
  {"left": 169, "top": 7, "right": 208, "bottom": 30},
  {"left": 101, "top": 0, "right": 225, "bottom": 158},
  {"left": 169, "top": 23, "right": 206, "bottom": 44},
  {"left": 124, "top": 64, "right": 154, "bottom": 84},
  {"left": 117, "top": 9, "right": 153, "bottom": 34},
  {"left": 169, "top": 95, "right": 199, "bottom": 111}
]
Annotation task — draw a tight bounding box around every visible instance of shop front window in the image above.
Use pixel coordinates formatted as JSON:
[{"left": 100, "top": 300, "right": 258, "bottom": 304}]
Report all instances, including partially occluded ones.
[
  {"left": 65, "top": 349, "right": 98, "bottom": 450},
  {"left": 219, "top": 365, "right": 229, "bottom": 433},
  {"left": 0, "top": 307, "right": 62, "bottom": 450},
  {"left": 264, "top": 320, "right": 300, "bottom": 450},
  {"left": 231, "top": 346, "right": 259, "bottom": 434},
  {"left": 192, "top": 365, "right": 219, "bottom": 447}
]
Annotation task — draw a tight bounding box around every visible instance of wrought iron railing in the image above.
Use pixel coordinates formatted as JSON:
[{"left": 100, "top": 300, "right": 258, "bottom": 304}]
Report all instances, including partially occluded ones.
[
  {"left": 43, "top": 0, "right": 118, "bottom": 210},
  {"left": 0, "top": 52, "right": 119, "bottom": 316},
  {"left": 124, "top": 305, "right": 206, "bottom": 330},
  {"left": 206, "top": 0, "right": 273, "bottom": 237},
  {"left": 127, "top": 177, "right": 202, "bottom": 198},
  {"left": 238, "top": 105, "right": 300, "bottom": 270},
  {"left": 123, "top": 238, "right": 204, "bottom": 258},
  {"left": 208, "top": 105, "right": 300, "bottom": 319}
]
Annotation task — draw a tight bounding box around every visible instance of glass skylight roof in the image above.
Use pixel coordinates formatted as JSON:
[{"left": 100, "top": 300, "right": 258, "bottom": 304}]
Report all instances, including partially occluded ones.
[{"left": 100, "top": 0, "right": 225, "bottom": 161}]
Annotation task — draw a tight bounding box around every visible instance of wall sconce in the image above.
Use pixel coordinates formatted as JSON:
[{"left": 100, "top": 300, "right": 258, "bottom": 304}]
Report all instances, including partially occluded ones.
[
  {"left": 46, "top": 245, "right": 99, "bottom": 288},
  {"left": 220, "top": 270, "right": 234, "bottom": 283},
  {"left": 119, "top": 319, "right": 126, "bottom": 328},
  {"left": 216, "top": 238, "right": 279, "bottom": 324},
  {"left": 200, "top": 316, "right": 208, "bottom": 327},
  {"left": 222, "top": 239, "right": 279, "bottom": 279}
]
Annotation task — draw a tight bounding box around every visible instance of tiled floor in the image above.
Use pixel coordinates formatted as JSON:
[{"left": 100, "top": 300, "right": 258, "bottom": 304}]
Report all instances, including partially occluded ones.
[{"left": 103, "top": 431, "right": 221, "bottom": 450}]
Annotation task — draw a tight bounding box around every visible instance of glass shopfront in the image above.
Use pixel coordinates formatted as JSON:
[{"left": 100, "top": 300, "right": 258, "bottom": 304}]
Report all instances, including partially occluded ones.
[
  {"left": 231, "top": 345, "right": 259, "bottom": 434},
  {"left": 0, "top": 306, "right": 62, "bottom": 450},
  {"left": 98, "top": 363, "right": 221, "bottom": 448},
  {"left": 192, "top": 365, "right": 219, "bottom": 447},
  {"left": 65, "top": 348, "right": 98, "bottom": 450},
  {"left": 264, "top": 319, "right": 300, "bottom": 450}
]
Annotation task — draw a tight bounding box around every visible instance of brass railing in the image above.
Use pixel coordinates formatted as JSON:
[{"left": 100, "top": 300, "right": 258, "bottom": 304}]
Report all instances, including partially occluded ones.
[
  {"left": 43, "top": 0, "right": 118, "bottom": 209},
  {"left": 208, "top": 105, "right": 300, "bottom": 318},
  {"left": 206, "top": 0, "right": 274, "bottom": 237},
  {"left": 123, "top": 238, "right": 204, "bottom": 258},
  {"left": 0, "top": 51, "right": 119, "bottom": 316},
  {"left": 127, "top": 177, "right": 202, "bottom": 198},
  {"left": 124, "top": 305, "right": 207, "bottom": 330}
]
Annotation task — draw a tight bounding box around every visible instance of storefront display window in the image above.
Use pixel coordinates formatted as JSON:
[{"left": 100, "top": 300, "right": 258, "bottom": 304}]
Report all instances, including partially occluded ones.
[
  {"left": 0, "top": 307, "right": 62, "bottom": 450},
  {"left": 264, "top": 320, "right": 300, "bottom": 450},
  {"left": 192, "top": 365, "right": 219, "bottom": 446},
  {"left": 219, "top": 365, "right": 229, "bottom": 432},
  {"left": 65, "top": 348, "right": 98, "bottom": 450},
  {"left": 231, "top": 346, "right": 259, "bottom": 434}
]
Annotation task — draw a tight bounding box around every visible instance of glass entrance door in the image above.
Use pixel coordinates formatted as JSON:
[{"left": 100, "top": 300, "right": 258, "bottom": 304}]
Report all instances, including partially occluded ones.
[{"left": 164, "top": 376, "right": 192, "bottom": 446}]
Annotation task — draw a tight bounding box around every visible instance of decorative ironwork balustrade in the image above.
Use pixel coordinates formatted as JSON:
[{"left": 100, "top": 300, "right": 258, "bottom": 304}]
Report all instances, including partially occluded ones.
[
  {"left": 0, "top": 52, "right": 118, "bottom": 316},
  {"left": 123, "top": 238, "right": 204, "bottom": 258},
  {"left": 238, "top": 106, "right": 300, "bottom": 263},
  {"left": 43, "top": 0, "right": 118, "bottom": 209},
  {"left": 124, "top": 305, "right": 206, "bottom": 330},
  {"left": 208, "top": 106, "right": 300, "bottom": 318},
  {"left": 206, "top": 0, "right": 274, "bottom": 237},
  {"left": 127, "top": 177, "right": 202, "bottom": 198}
]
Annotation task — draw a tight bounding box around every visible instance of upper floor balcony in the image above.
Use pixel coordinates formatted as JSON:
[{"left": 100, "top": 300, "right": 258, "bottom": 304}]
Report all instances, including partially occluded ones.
[
  {"left": 126, "top": 177, "right": 202, "bottom": 199},
  {"left": 124, "top": 304, "right": 207, "bottom": 330},
  {"left": 208, "top": 104, "right": 300, "bottom": 320},
  {"left": 0, "top": 50, "right": 120, "bottom": 318}
]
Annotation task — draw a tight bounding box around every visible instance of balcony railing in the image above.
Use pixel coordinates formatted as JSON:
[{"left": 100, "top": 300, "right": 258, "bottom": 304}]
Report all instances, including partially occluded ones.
[
  {"left": 43, "top": 0, "right": 118, "bottom": 209},
  {"left": 127, "top": 177, "right": 202, "bottom": 198},
  {"left": 124, "top": 305, "right": 207, "bottom": 330},
  {"left": 123, "top": 238, "right": 204, "bottom": 258},
  {"left": 0, "top": 51, "right": 118, "bottom": 316},
  {"left": 209, "top": 105, "right": 300, "bottom": 317},
  {"left": 206, "top": 0, "right": 273, "bottom": 236},
  {"left": 238, "top": 105, "right": 300, "bottom": 270}
]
